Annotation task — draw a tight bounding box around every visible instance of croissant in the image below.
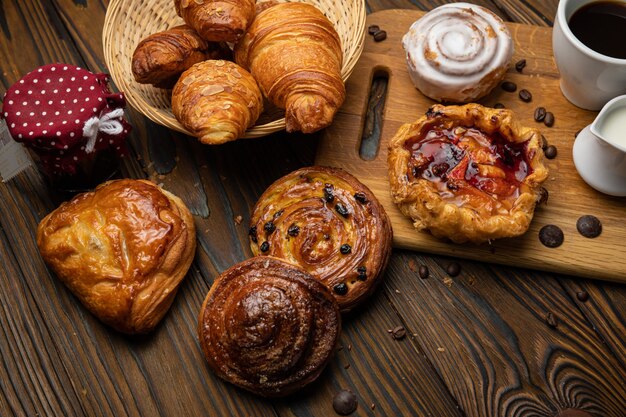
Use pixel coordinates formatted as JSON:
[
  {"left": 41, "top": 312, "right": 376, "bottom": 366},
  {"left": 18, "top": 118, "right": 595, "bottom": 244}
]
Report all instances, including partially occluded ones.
[
  {"left": 234, "top": 3, "right": 345, "bottom": 133},
  {"left": 198, "top": 256, "right": 341, "bottom": 397},
  {"left": 36, "top": 180, "right": 196, "bottom": 334},
  {"left": 172, "top": 59, "right": 263, "bottom": 144},
  {"left": 174, "top": 0, "right": 255, "bottom": 43},
  {"left": 131, "top": 24, "right": 232, "bottom": 89}
]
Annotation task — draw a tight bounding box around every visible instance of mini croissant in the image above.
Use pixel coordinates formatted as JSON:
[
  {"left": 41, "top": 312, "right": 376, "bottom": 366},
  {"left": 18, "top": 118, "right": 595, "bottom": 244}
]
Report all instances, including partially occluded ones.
[
  {"left": 234, "top": 3, "right": 345, "bottom": 133},
  {"left": 174, "top": 0, "right": 255, "bottom": 43}
]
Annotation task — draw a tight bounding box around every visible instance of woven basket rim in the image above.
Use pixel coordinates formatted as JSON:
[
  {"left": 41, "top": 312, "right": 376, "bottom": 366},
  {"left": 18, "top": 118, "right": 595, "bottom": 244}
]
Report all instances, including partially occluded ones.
[{"left": 102, "top": 0, "right": 366, "bottom": 139}]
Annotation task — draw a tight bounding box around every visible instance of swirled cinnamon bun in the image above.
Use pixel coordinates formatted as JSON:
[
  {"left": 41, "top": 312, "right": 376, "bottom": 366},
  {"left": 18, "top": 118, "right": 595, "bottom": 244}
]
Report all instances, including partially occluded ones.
[
  {"left": 37, "top": 180, "right": 196, "bottom": 334},
  {"left": 402, "top": 3, "right": 514, "bottom": 103},
  {"left": 198, "top": 256, "right": 340, "bottom": 397},
  {"left": 388, "top": 104, "right": 549, "bottom": 244},
  {"left": 249, "top": 167, "right": 392, "bottom": 312}
]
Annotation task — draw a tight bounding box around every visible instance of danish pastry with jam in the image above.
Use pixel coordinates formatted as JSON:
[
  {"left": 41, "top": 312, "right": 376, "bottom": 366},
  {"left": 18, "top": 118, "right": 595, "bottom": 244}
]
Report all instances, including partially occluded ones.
[{"left": 388, "top": 104, "right": 549, "bottom": 244}]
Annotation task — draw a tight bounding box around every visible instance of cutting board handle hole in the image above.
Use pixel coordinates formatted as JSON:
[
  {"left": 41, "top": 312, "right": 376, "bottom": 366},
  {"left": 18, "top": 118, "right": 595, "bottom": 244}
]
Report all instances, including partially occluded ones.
[{"left": 359, "top": 68, "right": 389, "bottom": 161}]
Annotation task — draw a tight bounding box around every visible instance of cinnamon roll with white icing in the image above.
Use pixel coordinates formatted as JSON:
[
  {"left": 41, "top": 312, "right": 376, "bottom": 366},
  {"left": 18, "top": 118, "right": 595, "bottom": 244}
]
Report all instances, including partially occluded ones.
[{"left": 402, "top": 3, "right": 514, "bottom": 103}]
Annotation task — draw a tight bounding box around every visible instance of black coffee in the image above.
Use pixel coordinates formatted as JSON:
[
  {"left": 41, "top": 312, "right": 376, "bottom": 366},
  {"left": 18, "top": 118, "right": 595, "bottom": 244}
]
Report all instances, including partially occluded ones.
[{"left": 569, "top": 1, "right": 626, "bottom": 59}]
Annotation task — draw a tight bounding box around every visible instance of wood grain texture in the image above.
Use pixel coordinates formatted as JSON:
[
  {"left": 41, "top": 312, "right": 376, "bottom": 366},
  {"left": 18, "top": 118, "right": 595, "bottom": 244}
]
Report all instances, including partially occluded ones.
[
  {"left": 1, "top": 1, "right": 625, "bottom": 417},
  {"left": 316, "top": 9, "right": 626, "bottom": 283}
]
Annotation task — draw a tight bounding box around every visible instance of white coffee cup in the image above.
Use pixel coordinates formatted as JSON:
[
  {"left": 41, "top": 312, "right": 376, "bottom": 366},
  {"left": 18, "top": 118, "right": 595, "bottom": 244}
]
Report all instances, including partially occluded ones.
[{"left": 553, "top": 0, "right": 626, "bottom": 110}]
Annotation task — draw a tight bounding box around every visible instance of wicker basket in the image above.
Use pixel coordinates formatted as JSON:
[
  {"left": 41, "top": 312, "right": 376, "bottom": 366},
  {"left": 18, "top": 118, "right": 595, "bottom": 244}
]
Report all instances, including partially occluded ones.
[{"left": 102, "top": 0, "right": 366, "bottom": 139}]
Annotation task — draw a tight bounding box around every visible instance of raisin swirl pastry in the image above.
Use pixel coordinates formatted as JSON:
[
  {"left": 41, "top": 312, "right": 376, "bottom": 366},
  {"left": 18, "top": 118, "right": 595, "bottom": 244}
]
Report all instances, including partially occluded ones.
[
  {"left": 198, "top": 256, "right": 340, "bottom": 397},
  {"left": 249, "top": 167, "right": 392, "bottom": 312},
  {"left": 36, "top": 180, "right": 196, "bottom": 334},
  {"left": 402, "top": 3, "right": 514, "bottom": 103},
  {"left": 388, "top": 104, "right": 549, "bottom": 244}
]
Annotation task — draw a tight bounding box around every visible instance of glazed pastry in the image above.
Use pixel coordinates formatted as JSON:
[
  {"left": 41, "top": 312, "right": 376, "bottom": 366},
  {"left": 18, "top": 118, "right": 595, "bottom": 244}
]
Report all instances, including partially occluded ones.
[
  {"left": 174, "top": 0, "right": 255, "bottom": 43},
  {"left": 388, "top": 104, "right": 549, "bottom": 244},
  {"left": 172, "top": 60, "right": 263, "bottom": 144},
  {"left": 402, "top": 3, "right": 514, "bottom": 103},
  {"left": 249, "top": 167, "right": 392, "bottom": 312},
  {"left": 132, "top": 25, "right": 232, "bottom": 89},
  {"left": 198, "top": 256, "right": 340, "bottom": 397},
  {"left": 234, "top": 3, "right": 345, "bottom": 133},
  {"left": 36, "top": 179, "right": 196, "bottom": 334}
]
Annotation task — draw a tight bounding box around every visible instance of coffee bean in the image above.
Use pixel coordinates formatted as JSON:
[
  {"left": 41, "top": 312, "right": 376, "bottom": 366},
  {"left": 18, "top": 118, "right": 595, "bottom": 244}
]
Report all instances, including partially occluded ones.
[
  {"left": 446, "top": 262, "right": 461, "bottom": 277},
  {"left": 354, "top": 192, "right": 368, "bottom": 204},
  {"left": 534, "top": 107, "right": 546, "bottom": 122},
  {"left": 333, "top": 283, "right": 348, "bottom": 295},
  {"left": 501, "top": 81, "right": 517, "bottom": 92},
  {"left": 541, "top": 135, "right": 548, "bottom": 150},
  {"left": 576, "top": 291, "right": 589, "bottom": 302},
  {"left": 515, "top": 59, "right": 527, "bottom": 72},
  {"left": 418, "top": 265, "right": 429, "bottom": 279},
  {"left": 494, "top": 103, "right": 505, "bottom": 109},
  {"left": 519, "top": 89, "right": 532, "bottom": 102},
  {"left": 391, "top": 326, "right": 406, "bottom": 340},
  {"left": 260, "top": 241, "right": 270, "bottom": 252},
  {"left": 373, "top": 30, "right": 387, "bottom": 42},
  {"left": 333, "top": 390, "right": 358, "bottom": 415},
  {"left": 367, "top": 25, "right": 380, "bottom": 35},
  {"left": 539, "top": 224, "right": 564, "bottom": 248},
  {"left": 544, "top": 145, "right": 557, "bottom": 159},
  {"left": 576, "top": 215, "right": 602, "bottom": 238},
  {"left": 340, "top": 243, "right": 352, "bottom": 254},
  {"left": 546, "top": 312, "right": 558, "bottom": 328},
  {"left": 537, "top": 187, "right": 549, "bottom": 205},
  {"left": 544, "top": 112, "right": 555, "bottom": 127}
]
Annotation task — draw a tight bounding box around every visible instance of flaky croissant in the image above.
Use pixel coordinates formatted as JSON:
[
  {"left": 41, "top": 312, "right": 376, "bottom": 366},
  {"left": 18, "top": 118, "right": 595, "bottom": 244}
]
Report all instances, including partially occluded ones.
[
  {"left": 172, "top": 60, "right": 263, "bottom": 144},
  {"left": 132, "top": 25, "right": 232, "bottom": 88},
  {"left": 234, "top": 3, "right": 345, "bottom": 133},
  {"left": 174, "top": 0, "right": 255, "bottom": 43}
]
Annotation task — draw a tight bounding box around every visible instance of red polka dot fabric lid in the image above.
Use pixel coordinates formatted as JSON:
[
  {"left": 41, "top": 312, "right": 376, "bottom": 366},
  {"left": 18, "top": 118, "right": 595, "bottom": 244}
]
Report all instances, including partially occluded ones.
[{"left": 1, "top": 63, "right": 131, "bottom": 175}]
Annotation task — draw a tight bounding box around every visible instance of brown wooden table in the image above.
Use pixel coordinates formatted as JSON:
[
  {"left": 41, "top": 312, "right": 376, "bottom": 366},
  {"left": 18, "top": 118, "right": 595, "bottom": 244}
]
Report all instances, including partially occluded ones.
[{"left": 1, "top": 1, "right": 625, "bottom": 416}]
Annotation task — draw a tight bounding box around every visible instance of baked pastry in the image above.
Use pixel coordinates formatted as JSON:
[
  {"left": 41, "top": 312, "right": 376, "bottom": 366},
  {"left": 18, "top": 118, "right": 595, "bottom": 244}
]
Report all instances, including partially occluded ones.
[
  {"left": 36, "top": 179, "right": 196, "bottom": 334},
  {"left": 198, "top": 256, "right": 340, "bottom": 397},
  {"left": 249, "top": 166, "right": 392, "bottom": 312},
  {"left": 402, "top": 3, "right": 514, "bottom": 103},
  {"left": 172, "top": 59, "right": 263, "bottom": 144},
  {"left": 174, "top": 0, "right": 255, "bottom": 43},
  {"left": 388, "top": 104, "right": 549, "bottom": 244},
  {"left": 132, "top": 25, "right": 232, "bottom": 89},
  {"left": 234, "top": 3, "right": 345, "bottom": 133}
]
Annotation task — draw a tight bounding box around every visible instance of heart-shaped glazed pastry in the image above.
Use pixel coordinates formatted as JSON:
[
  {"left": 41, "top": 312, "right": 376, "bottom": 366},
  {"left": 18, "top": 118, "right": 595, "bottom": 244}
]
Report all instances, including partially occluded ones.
[{"left": 36, "top": 179, "right": 196, "bottom": 334}]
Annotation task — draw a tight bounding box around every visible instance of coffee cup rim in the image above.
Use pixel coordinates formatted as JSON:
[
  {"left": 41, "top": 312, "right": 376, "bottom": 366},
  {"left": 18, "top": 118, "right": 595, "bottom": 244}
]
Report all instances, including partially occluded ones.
[{"left": 557, "top": 0, "right": 626, "bottom": 64}]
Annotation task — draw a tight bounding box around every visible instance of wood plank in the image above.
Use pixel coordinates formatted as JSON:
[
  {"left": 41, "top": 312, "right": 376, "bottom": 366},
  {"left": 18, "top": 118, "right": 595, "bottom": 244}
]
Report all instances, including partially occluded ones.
[{"left": 316, "top": 9, "right": 626, "bottom": 283}]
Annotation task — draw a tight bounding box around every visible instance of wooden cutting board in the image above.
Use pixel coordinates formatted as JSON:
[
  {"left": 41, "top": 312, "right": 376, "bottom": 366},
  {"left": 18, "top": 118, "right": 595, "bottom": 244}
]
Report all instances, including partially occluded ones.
[{"left": 316, "top": 9, "right": 626, "bottom": 283}]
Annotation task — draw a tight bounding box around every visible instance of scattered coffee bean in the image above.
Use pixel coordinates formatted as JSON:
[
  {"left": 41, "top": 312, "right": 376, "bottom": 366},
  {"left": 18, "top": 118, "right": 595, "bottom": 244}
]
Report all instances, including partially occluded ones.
[
  {"left": 576, "top": 215, "right": 602, "bottom": 238},
  {"left": 544, "top": 111, "right": 555, "bottom": 127},
  {"left": 391, "top": 326, "right": 406, "bottom": 340},
  {"left": 501, "top": 81, "right": 517, "bottom": 92},
  {"left": 260, "top": 241, "right": 270, "bottom": 252},
  {"left": 541, "top": 135, "right": 548, "bottom": 150},
  {"left": 287, "top": 224, "right": 300, "bottom": 237},
  {"left": 333, "top": 390, "right": 358, "bottom": 415},
  {"left": 515, "top": 59, "right": 527, "bottom": 72},
  {"left": 534, "top": 107, "right": 546, "bottom": 122},
  {"left": 357, "top": 266, "right": 367, "bottom": 281},
  {"left": 539, "top": 225, "right": 564, "bottom": 248},
  {"left": 546, "top": 312, "right": 558, "bottom": 328},
  {"left": 354, "top": 192, "right": 368, "bottom": 204},
  {"left": 248, "top": 226, "right": 258, "bottom": 243},
  {"left": 367, "top": 25, "right": 380, "bottom": 35},
  {"left": 494, "top": 103, "right": 505, "bottom": 109},
  {"left": 537, "top": 187, "right": 549, "bottom": 205},
  {"left": 519, "top": 89, "right": 532, "bottom": 102},
  {"left": 544, "top": 145, "right": 557, "bottom": 159},
  {"left": 264, "top": 221, "right": 276, "bottom": 234},
  {"left": 333, "top": 283, "right": 348, "bottom": 295},
  {"left": 324, "top": 184, "right": 334, "bottom": 202},
  {"left": 418, "top": 265, "right": 429, "bottom": 279},
  {"left": 340, "top": 243, "right": 352, "bottom": 254},
  {"left": 373, "top": 30, "right": 387, "bottom": 42},
  {"left": 576, "top": 291, "right": 589, "bottom": 302},
  {"left": 335, "top": 203, "right": 349, "bottom": 217},
  {"left": 446, "top": 262, "right": 461, "bottom": 277}
]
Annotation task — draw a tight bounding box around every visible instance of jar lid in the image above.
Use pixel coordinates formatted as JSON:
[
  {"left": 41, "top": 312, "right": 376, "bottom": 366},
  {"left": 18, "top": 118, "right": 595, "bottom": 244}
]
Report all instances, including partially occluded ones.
[{"left": 1, "top": 63, "right": 131, "bottom": 175}]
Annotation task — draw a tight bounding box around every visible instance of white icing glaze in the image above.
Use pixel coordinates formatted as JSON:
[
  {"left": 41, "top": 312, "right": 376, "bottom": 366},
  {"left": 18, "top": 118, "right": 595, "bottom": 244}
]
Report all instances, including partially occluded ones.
[{"left": 402, "top": 3, "right": 514, "bottom": 102}]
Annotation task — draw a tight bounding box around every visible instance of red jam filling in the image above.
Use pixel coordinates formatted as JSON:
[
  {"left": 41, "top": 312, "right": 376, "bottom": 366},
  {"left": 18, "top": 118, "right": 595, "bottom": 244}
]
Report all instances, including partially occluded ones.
[{"left": 405, "top": 125, "right": 533, "bottom": 214}]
